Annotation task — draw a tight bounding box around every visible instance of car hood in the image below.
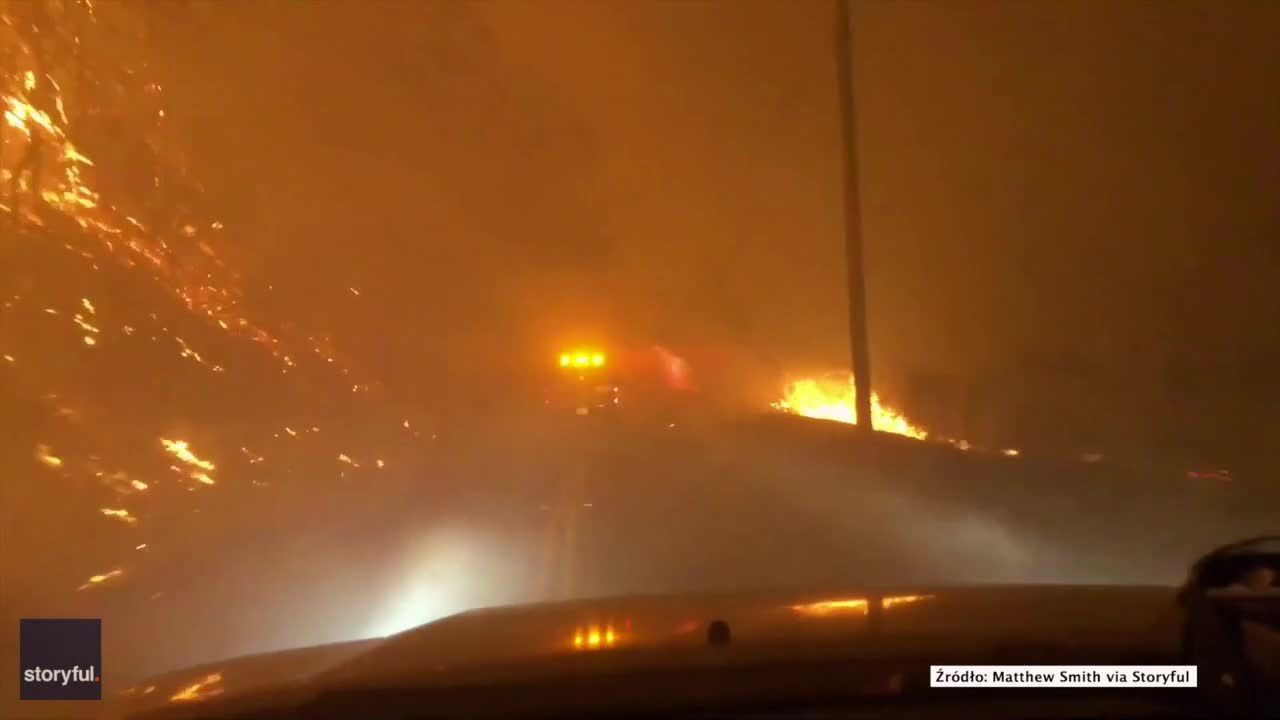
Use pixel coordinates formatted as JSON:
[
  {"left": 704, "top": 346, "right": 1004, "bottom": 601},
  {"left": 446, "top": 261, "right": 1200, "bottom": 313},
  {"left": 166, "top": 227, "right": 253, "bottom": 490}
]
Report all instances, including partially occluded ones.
[{"left": 117, "top": 584, "right": 1184, "bottom": 719}]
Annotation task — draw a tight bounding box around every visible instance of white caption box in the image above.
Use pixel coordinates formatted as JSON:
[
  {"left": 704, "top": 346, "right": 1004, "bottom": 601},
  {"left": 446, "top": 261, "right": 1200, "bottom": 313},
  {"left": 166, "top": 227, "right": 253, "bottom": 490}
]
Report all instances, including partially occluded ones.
[{"left": 930, "top": 665, "right": 1197, "bottom": 688}]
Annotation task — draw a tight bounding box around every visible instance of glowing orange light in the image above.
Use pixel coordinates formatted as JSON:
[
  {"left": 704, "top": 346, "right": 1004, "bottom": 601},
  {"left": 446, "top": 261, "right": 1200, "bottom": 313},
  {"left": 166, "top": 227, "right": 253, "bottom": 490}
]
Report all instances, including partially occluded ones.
[
  {"left": 572, "top": 623, "right": 622, "bottom": 650},
  {"left": 35, "top": 444, "right": 63, "bottom": 468},
  {"left": 161, "top": 440, "right": 213, "bottom": 469},
  {"left": 773, "top": 375, "right": 927, "bottom": 440},
  {"left": 100, "top": 508, "right": 137, "bottom": 525},
  {"left": 791, "top": 597, "right": 869, "bottom": 617},
  {"left": 170, "top": 673, "right": 224, "bottom": 703},
  {"left": 77, "top": 568, "right": 123, "bottom": 591},
  {"left": 881, "top": 594, "right": 935, "bottom": 610}
]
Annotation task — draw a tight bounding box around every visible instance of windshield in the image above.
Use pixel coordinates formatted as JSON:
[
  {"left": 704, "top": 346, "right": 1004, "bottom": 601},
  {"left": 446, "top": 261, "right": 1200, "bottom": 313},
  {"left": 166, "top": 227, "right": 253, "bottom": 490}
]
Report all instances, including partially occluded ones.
[{"left": 2, "top": 1, "right": 1277, "bottom": 717}]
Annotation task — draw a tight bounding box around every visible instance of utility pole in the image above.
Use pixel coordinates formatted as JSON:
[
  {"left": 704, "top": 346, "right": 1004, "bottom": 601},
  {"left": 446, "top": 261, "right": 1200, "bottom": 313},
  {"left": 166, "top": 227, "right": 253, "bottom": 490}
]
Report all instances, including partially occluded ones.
[{"left": 834, "top": 0, "right": 873, "bottom": 433}]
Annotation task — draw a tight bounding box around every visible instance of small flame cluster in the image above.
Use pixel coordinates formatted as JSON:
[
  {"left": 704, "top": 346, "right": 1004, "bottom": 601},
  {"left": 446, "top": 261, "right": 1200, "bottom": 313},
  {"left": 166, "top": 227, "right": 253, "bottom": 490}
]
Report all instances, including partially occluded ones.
[
  {"left": 161, "top": 439, "right": 217, "bottom": 486},
  {"left": 772, "top": 375, "right": 1025, "bottom": 458}
]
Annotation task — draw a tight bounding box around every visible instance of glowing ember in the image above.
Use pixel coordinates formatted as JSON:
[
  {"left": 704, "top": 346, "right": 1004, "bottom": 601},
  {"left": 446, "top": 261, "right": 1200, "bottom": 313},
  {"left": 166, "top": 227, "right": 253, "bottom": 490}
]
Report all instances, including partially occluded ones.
[
  {"left": 100, "top": 508, "right": 138, "bottom": 526},
  {"left": 169, "top": 673, "right": 224, "bottom": 703},
  {"left": 74, "top": 315, "right": 100, "bottom": 334},
  {"left": 77, "top": 568, "right": 124, "bottom": 591},
  {"left": 772, "top": 375, "right": 927, "bottom": 439},
  {"left": 160, "top": 439, "right": 215, "bottom": 471},
  {"left": 35, "top": 444, "right": 64, "bottom": 468},
  {"left": 174, "top": 337, "right": 214, "bottom": 369}
]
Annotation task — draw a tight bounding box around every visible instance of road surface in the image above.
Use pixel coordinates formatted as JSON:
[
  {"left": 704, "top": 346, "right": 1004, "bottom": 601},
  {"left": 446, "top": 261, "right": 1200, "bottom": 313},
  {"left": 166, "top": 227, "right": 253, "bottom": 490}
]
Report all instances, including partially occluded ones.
[
  {"left": 44, "top": 407, "right": 1273, "bottom": 704},
  {"left": 524, "top": 411, "right": 1269, "bottom": 601}
]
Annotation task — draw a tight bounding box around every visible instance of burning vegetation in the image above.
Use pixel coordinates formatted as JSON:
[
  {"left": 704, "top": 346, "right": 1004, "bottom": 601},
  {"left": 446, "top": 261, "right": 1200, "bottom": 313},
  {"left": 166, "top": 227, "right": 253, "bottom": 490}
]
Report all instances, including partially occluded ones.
[
  {"left": 772, "top": 375, "right": 928, "bottom": 440},
  {"left": 2, "top": 1, "right": 420, "bottom": 596}
]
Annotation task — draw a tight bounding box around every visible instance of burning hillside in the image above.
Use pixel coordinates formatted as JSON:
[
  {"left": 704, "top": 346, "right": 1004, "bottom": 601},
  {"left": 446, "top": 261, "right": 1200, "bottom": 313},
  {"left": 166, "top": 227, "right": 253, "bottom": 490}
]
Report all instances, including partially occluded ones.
[{"left": 1, "top": 1, "right": 420, "bottom": 600}]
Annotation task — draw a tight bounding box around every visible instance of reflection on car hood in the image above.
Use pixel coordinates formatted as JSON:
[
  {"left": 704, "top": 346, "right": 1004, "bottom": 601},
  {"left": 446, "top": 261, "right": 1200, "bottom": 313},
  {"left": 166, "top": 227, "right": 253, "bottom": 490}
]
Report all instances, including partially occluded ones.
[
  {"left": 106, "top": 638, "right": 377, "bottom": 717},
  {"left": 119, "top": 584, "right": 1184, "bottom": 719}
]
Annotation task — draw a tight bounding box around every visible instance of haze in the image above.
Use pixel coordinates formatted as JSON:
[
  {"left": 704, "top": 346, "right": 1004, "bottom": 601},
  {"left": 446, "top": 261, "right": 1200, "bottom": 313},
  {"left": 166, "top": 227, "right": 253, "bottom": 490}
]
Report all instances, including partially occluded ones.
[{"left": 2, "top": 1, "right": 1277, "bottom": 714}]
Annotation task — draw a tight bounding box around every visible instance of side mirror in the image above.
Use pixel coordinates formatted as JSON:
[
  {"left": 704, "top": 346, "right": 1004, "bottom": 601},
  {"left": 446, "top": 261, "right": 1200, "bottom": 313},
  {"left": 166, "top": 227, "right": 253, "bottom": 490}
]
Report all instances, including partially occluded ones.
[{"left": 1180, "top": 536, "right": 1280, "bottom": 697}]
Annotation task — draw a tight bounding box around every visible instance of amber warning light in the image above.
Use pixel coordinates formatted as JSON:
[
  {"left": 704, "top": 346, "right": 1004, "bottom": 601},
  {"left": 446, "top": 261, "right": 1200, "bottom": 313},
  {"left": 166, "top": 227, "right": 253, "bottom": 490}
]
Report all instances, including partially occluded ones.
[{"left": 559, "top": 351, "right": 605, "bottom": 368}]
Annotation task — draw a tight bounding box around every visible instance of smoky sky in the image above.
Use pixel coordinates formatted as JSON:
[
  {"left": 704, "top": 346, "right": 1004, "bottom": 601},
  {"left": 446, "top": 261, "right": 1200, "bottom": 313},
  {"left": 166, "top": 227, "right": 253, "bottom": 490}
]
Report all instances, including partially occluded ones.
[
  {"left": 3, "top": 5, "right": 1278, "bottom": 708},
  {"left": 148, "top": 0, "right": 1279, "bottom": 423}
]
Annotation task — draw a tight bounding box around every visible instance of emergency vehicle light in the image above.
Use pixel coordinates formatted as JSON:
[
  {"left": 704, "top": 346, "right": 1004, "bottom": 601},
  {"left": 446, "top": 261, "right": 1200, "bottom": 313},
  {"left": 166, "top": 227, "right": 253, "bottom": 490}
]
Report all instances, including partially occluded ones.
[{"left": 559, "top": 351, "right": 606, "bottom": 368}]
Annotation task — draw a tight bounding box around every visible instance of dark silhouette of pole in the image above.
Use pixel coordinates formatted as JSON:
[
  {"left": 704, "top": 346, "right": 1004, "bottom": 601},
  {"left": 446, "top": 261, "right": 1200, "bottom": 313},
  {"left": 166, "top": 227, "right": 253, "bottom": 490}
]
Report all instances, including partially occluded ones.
[{"left": 835, "top": 0, "right": 873, "bottom": 433}]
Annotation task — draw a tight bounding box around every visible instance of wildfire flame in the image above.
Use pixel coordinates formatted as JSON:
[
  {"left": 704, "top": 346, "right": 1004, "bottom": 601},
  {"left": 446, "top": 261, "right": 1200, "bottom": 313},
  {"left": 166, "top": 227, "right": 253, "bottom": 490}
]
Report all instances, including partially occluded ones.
[
  {"left": 772, "top": 375, "right": 928, "bottom": 440},
  {"left": 160, "top": 439, "right": 215, "bottom": 471},
  {"left": 160, "top": 439, "right": 218, "bottom": 486},
  {"left": 6, "top": 2, "right": 404, "bottom": 597},
  {"left": 1, "top": 10, "right": 345, "bottom": 377},
  {"left": 169, "top": 672, "right": 224, "bottom": 703}
]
